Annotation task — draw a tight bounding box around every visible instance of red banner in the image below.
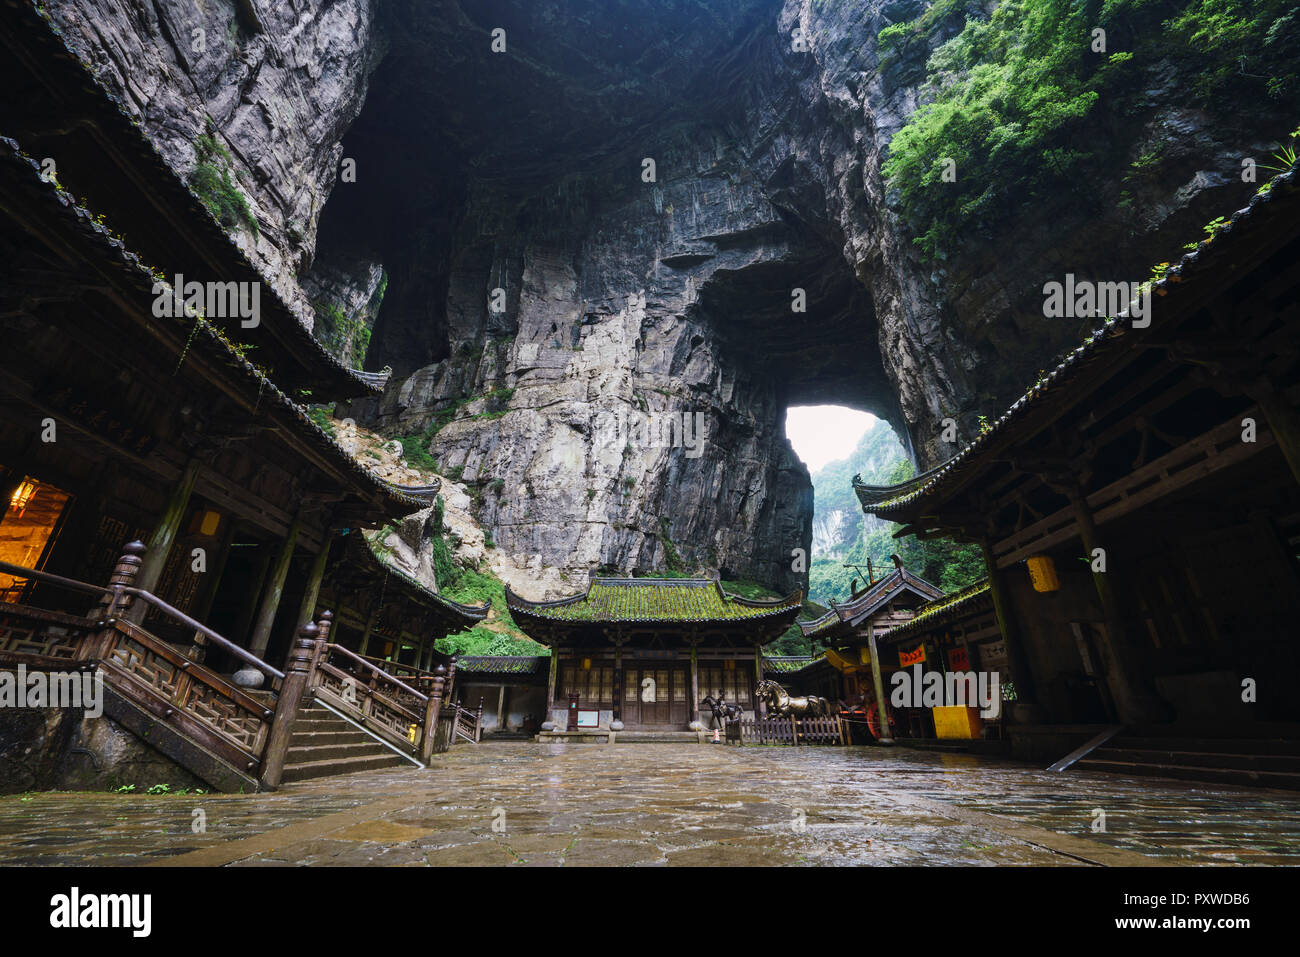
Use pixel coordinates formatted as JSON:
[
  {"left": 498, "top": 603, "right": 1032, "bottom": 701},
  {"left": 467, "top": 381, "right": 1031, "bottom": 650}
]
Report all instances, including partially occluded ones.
[
  {"left": 948, "top": 646, "right": 971, "bottom": 671},
  {"left": 899, "top": 644, "right": 926, "bottom": 667}
]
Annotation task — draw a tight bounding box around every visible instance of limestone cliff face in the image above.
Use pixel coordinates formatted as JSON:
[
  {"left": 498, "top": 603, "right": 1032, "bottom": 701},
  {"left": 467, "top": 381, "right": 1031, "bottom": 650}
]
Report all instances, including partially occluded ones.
[
  {"left": 44, "top": 0, "right": 384, "bottom": 321},
  {"left": 49, "top": 0, "right": 1291, "bottom": 596}
]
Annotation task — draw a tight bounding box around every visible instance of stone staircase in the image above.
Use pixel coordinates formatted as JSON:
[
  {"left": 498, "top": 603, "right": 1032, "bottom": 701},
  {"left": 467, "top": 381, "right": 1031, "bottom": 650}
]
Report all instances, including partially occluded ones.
[
  {"left": 280, "top": 700, "right": 415, "bottom": 783},
  {"left": 1074, "top": 732, "right": 1300, "bottom": 791}
]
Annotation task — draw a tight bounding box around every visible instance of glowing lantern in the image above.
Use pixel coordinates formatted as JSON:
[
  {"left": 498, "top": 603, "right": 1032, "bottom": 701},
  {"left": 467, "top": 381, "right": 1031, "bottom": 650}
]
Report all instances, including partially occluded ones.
[
  {"left": 188, "top": 508, "right": 222, "bottom": 537},
  {"left": 8, "top": 479, "right": 37, "bottom": 517},
  {"left": 1026, "top": 555, "right": 1060, "bottom": 593}
]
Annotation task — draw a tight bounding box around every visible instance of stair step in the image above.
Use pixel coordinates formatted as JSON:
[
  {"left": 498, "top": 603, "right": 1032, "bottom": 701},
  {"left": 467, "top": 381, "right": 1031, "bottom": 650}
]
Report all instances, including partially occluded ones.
[
  {"left": 280, "top": 753, "right": 408, "bottom": 783},
  {"left": 1076, "top": 758, "right": 1300, "bottom": 791},
  {"left": 286, "top": 742, "right": 394, "bottom": 763},
  {"left": 287, "top": 729, "right": 372, "bottom": 747},
  {"left": 1114, "top": 736, "right": 1300, "bottom": 756},
  {"left": 1091, "top": 748, "right": 1300, "bottom": 772}
]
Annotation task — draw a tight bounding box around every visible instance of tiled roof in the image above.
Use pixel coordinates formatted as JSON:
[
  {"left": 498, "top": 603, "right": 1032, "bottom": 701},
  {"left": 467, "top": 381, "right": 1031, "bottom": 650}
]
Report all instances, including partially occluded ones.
[
  {"left": 763, "top": 656, "right": 816, "bottom": 673},
  {"left": 361, "top": 535, "right": 489, "bottom": 626},
  {"left": 0, "top": 138, "right": 425, "bottom": 521},
  {"left": 798, "top": 567, "right": 943, "bottom": 639},
  {"left": 0, "top": 0, "right": 381, "bottom": 401},
  {"left": 854, "top": 163, "right": 1300, "bottom": 521},
  {"left": 876, "top": 580, "right": 994, "bottom": 644},
  {"left": 455, "top": 656, "right": 548, "bottom": 676},
  {"left": 506, "top": 578, "right": 803, "bottom": 624}
]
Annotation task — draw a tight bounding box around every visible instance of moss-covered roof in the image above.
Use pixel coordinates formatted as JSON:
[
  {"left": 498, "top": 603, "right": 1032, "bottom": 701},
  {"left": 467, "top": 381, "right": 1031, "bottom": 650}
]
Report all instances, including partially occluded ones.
[
  {"left": 506, "top": 578, "right": 802, "bottom": 625},
  {"left": 455, "top": 656, "right": 548, "bottom": 676},
  {"left": 798, "top": 567, "right": 944, "bottom": 640},
  {"left": 360, "top": 534, "right": 489, "bottom": 627},
  {"left": 853, "top": 163, "right": 1300, "bottom": 522},
  {"left": 876, "top": 580, "right": 993, "bottom": 644}
]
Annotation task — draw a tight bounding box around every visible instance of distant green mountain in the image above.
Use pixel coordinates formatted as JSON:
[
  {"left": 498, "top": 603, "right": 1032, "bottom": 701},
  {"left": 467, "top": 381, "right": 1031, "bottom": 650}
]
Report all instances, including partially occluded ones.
[{"left": 807, "top": 420, "right": 983, "bottom": 607}]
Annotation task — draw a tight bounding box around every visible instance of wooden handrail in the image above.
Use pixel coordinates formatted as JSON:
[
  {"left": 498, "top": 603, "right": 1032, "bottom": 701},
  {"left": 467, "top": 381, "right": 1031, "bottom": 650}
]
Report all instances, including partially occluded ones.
[
  {"left": 119, "top": 587, "right": 284, "bottom": 680},
  {"left": 0, "top": 559, "right": 111, "bottom": 598},
  {"left": 0, "top": 556, "right": 283, "bottom": 680},
  {"left": 357, "top": 652, "right": 442, "bottom": 680},
  {"left": 324, "top": 643, "right": 428, "bottom": 702}
]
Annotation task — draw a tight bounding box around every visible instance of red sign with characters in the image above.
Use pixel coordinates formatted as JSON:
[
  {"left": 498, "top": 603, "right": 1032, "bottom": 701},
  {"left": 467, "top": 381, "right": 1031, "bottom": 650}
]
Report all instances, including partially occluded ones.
[
  {"left": 899, "top": 644, "right": 926, "bottom": 667},
  {"left": 948, "top": 646, "right": 971, "bottom": 671}
]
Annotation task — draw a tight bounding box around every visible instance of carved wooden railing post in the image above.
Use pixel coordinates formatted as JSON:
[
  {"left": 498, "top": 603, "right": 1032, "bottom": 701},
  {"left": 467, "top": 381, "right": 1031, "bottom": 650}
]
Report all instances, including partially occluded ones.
[
  {"left": 92, "top": 540, "right": 145, "bottom": 621},
  {"left": 86, "top": 541, "right": 145, "bottom": 660},
  {"left": 309, "top": 609, "right": 333, "bottom": 678},
  {"left": 420, "top": 665, "right": 447, "bottom": 763},
  {"left": 475, "top": 696, "right": 484, "bottom": 743},
  {"left": 260, "top": 621, "right": 317, "bottom": 789}
]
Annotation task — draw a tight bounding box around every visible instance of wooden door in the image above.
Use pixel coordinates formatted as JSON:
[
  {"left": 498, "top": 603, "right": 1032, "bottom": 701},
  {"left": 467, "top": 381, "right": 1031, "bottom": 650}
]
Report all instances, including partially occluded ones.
[{"left": 623, "top": 666, "right": 685, "bottom": 728}]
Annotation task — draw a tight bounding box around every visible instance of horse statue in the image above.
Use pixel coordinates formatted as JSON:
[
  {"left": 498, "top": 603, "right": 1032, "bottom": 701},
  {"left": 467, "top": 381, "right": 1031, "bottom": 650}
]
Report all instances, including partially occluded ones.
[
  {"left": 755, "top": 680, "right": 831, "bottom": 718},
  {"left": 700, "top": 693, "right": 743, "bottom": 729}
]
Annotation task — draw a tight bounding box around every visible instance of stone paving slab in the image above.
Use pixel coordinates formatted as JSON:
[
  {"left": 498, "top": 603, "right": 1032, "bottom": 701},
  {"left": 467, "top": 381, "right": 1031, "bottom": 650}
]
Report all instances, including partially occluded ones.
[{"left": 0, "top": 743, "right": 1296, "bottom": 866}]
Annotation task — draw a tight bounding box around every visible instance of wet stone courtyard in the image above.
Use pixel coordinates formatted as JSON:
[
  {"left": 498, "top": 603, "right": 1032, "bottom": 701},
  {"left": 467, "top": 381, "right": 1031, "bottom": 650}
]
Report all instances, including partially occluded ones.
[{"left": 1, "top": 743, "right": 1298, "bottom": 866}]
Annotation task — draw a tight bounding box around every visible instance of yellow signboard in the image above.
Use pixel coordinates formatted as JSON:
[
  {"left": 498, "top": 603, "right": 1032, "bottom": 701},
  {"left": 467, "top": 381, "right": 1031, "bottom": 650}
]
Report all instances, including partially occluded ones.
[{"left": 933, "top": 705, "right": 983, "bottom": 739}]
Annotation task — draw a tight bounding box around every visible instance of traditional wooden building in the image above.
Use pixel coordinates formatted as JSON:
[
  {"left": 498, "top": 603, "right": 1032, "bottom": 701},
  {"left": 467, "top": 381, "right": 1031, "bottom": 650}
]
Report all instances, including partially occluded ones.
[
  {"left": 451, "top": 656, "right": 550, "bottom": 735},
  {"left": 0, "top": 2, "right": 484, "bottom": 790},
  {"left": 855, "top": 163, "right": 1300, "bottom": 736},
  {"left": 784, "top": 565, "right": 943, "bottom": 732},
  {"left": 506, "top": 577, "right": 803, "bottom": 732},
  {"left": 866, "top": 581, "right": 1005, "bottom": 742},
  {"left": 316, "top": 530, "right": 488, "bottom": 670}
]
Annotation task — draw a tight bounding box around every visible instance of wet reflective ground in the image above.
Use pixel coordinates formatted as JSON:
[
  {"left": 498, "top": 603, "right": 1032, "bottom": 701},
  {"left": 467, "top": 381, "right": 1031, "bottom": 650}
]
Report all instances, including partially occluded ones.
[{"left": 1, "top": 743, "right": 1297, "bottom": 866}]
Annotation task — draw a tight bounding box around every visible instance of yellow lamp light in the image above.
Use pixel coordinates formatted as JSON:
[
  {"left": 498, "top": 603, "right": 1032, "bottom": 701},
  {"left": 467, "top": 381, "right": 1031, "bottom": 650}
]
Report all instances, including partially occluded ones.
[
  {"left": 1027, "top": 555, "right": 1060, "bottom": 593},
  {"left": 8, "top": 479, "right": 37, "bottom": 516}
]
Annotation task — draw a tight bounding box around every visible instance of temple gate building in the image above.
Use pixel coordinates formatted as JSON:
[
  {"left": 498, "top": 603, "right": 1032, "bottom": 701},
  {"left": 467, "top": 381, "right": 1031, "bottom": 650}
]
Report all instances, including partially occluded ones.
[{"left": 507, "top": 577, "right": 803, "bottom": 733}]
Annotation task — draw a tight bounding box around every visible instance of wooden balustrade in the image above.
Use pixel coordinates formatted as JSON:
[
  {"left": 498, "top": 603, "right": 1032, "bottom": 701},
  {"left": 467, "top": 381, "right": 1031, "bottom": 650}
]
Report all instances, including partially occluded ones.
[
  {"left": 0, "top": 542, "right": 322, "bottom": 790},
  {"left": 310, "top": 642, "right": 433, "bottom": 757},
  {"left": 1, "top": 541, "right": 468, "bottom": 784}
]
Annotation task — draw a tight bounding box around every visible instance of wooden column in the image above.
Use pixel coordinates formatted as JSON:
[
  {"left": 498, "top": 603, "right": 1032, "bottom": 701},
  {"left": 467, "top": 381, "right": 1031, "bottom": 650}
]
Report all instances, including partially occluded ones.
[
  {"left": 128, "top": 458, "right": 201, "bottom": 621},
  {"left": 546, "top": 649, "right": 559, "bottom": 722},
  {"left": 230, "top": 543, "right": 272, "bottom": 647},
  {"left": 191, "top": 517, "right": 237, "bottom": 624},
  {"left": 248, "top": 509, "right": 302, "bottom": 659},
  {"left": 357, "top": 602, "right": 381, "bottom": 657},
  {"left": 259, "top": 620, "right": 317, "bottom": 789},
  {"left": 612, "top": 641, "right": 623, "bottom": 723},
  {"left": 978, "top": 539, "right": 1038, "bottom": 710},
  {"left": 1069, "top": 493, "right": 1164, "bottom": 725},
  {"left": 866, "top": 625, "right": 893, "bottom": 746},
  {"left": 496, "top": 684, "right": 507, "bottom": 731},
  {"left": 293, "top": 534, "right": 332, "bottom": 635},
  {"left": 1256, "top": 389, "right": 1300, "bottom": 487},
  {"left": 689, "top": 642, "right": 700, "bottom": 728}
]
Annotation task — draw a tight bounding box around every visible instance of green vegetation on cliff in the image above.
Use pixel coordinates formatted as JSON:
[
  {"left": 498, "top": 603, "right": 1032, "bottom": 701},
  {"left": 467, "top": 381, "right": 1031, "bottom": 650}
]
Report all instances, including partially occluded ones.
[
  {"left": 882, "top": 0, "right": 1300, "bottom": 258},
  {"left": 807, "top": 421, "right": 983, "bottom": 607},
  {"left": 190, "top": 133, "right": 259, "bottom": 236}
]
